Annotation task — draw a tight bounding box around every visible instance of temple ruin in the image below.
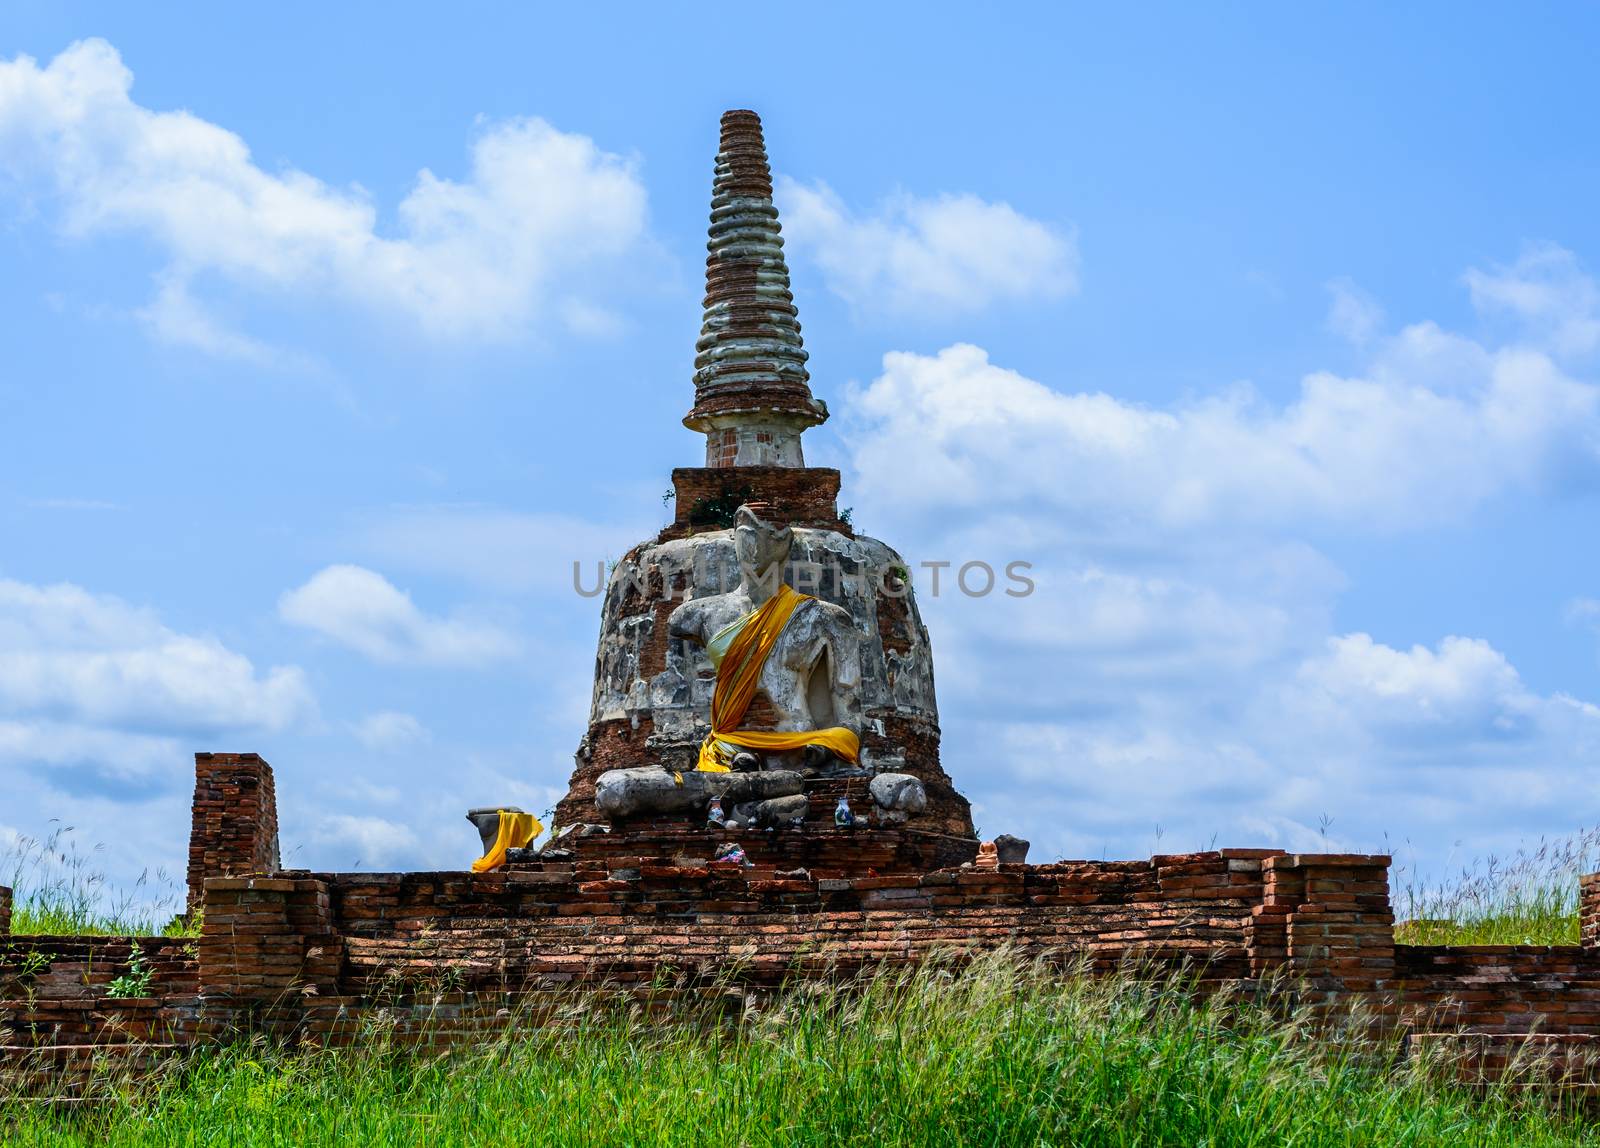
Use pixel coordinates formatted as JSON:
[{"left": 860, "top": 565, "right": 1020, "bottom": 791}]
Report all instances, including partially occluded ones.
[{"left": 5, "top": 110, "right": 1600, "bottom": 1090}]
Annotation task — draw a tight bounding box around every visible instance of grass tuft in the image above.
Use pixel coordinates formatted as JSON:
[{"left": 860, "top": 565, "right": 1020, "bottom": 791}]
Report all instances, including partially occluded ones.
[
  {"left": 2, "top": 824, "right": 191, "bottom": 937},
  {"left": 1393, "top": 828, "right": 1598, "bottom": 946}
]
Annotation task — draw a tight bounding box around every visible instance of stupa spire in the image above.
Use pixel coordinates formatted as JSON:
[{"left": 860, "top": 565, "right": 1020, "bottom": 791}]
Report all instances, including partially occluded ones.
[{"left": 685, "top": 109, "right": 827, "bottom": 468}]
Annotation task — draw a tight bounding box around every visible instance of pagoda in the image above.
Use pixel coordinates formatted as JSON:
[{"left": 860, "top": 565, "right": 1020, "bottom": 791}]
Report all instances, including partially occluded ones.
[{"left": 553, "top": 111, "right": 975, "bottom": 869}]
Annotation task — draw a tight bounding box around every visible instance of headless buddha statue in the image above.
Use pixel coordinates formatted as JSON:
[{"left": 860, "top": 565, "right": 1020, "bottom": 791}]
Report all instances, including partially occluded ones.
[{"left": 668, "top": 504, "right": 865, "bottom": 774}]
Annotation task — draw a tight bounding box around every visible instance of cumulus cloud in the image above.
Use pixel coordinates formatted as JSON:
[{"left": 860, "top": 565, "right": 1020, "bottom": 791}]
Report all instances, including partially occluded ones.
[
  {"left": 358, "top": 505, "right": 654, "bottom": 593},
  {"left": 0, "top": 720, "right": 182, "bottom": 800},
  {"left": 1466, "top": 243, "right": 1600, "bottom": 358},
  {"left": 844, "top": 330, "right": 1599, "bottom": 533},
  {"left": 778, "top": 176, "right": 1077, "bottom": 315},
  {"left": 279, "top": 565, "right": 518, "bottom": 667},
  {"left": 0, "top": 39, "right": 648, "bottom": 351},
  {"left": 0, "top": 578, "right": 312, "bottom": 731},
  {"left": 957, "top": 625, "right": 1600, "bottom": 864},
  {"left": 1326, "top": 278, "right": 1384, "bottom": 345},
  {"left": 136, "top": 275, "right": 283, "bottom": 363},
  {"left": 1287, "top": 634, "right": 1538, "bottom": 737},
  {"left": 1570, "top": 597, "right": 1600, "bottom": 631},
  {"left": 0, "top": 577, "right": 311, "bottom": 809}
]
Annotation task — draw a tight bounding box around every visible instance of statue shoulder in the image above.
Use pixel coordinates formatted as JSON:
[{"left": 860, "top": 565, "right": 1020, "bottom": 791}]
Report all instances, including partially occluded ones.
[
  {"left": 667, "top": 595, "right": 709, "bottom": 638},
  {"left": 798, "top": 595, "right": 857, "bottom": 631},
  {"left": 670, "top": 589, "right": 748, "bottom": 640}
]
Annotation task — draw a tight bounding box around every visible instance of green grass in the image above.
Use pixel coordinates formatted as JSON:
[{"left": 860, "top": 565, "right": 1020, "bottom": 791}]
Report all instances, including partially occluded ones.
[
  {"left": 5, "top": 956, "right": 1599, "bottom": 1147},
  {"left": 1392, "top": 828, "right": 1597, "bottom": 946},
  {"left": 3, "top": 824, "right": 192, "bottom": 937}
]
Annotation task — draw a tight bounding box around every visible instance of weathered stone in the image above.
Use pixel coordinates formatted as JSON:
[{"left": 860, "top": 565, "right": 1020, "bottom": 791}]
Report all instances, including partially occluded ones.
[
  {"left": 870, "top": 773, "right": 927, "bottom": 823},
  {"left": 750, "top": 793, "right": 810, "bottom": 827},
  {"left": 994, "top": 834, "right": 1030, "bottom": 865},
  {"left": 594, "top": 766, "right": 803, "bottom": 820}
]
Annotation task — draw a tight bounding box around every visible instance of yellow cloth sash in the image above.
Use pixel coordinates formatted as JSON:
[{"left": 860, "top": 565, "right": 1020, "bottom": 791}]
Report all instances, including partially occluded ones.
[
  {"left": 471, "top": 809, "right": 543, "bottom": 873},
  {"left": 695, "top": 584, "right": 861, "bottom": 771}
]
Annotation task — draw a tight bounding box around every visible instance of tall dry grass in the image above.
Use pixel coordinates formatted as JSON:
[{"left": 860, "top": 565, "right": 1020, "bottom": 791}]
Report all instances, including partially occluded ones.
[
  {"left": 2, "top": 824, "right": 188, "bottom": 937},
  {"left": 1392, "top": 827, "right": 1599, "bottom": 946},
  {"left": 4, "top": 955, "right": 1598, "bottom": 1147}
]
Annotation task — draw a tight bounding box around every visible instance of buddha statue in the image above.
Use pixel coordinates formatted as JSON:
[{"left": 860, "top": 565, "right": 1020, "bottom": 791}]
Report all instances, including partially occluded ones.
[{"left": 668, "top": 504, "right": 864, "bottom": 775}]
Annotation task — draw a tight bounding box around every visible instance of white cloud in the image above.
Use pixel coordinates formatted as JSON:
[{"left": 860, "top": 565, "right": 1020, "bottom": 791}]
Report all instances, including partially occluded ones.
[
  {"left": 19, "top": 497, "right": 119, "bottom": 511},
  {"left": 1569, "top": 597, "right": 1600, "bottom": 631},
  {"left": 844, "top": 331, "right": 1599, "bottom": 533},
  {"left": 777, "top": 176, "right": 1077, "bottom": 315},
  {"left": 0, "top": 39, "right": 648, "bottom": 349},
  {"left": 1466, "top": 243, "right": 1600, "bottom": 358},
  {"left": 0, "top": 719, "right": 181, "bottom": 798},
  {"left": 0, "top": 576, "right": 310, "bottom": 814},
  {"left": 1284, "top": 634, "right": 1544, "bottom": 740},
  {"left": 279, "top": 564, "right": 518, "bottom": 667},
  {"left": 136, "top": 275, "right": 283, "bottom": 362},
  {"left": 0, "top": 578, "right": 312, "bottom": 731},
  {"left": 311, "top": 814, "right": 419, "bottom": 870},
  {"left": 1326, "top": 277, "right": 1384, "bottom": 345},
  {"left": 952, "top": 626, "right": 1600, "bottom": 865},
  {"left": 351, "top": 711, "right": 429, "bottom": 750}
]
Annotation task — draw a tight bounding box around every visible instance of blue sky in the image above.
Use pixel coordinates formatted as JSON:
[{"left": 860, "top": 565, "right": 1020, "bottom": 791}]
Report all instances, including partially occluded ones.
[{"left": 4, "top": 4, "right": 1600, "bottom": 893}]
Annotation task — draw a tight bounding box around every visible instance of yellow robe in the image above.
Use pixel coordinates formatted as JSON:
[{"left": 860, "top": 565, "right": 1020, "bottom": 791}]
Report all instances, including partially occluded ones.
[
  {"left": 695, "top": 584, "right": 861, "bottom": 771},
  {"left": 471, "top": 809, "right": 543, "bottom": 873}
]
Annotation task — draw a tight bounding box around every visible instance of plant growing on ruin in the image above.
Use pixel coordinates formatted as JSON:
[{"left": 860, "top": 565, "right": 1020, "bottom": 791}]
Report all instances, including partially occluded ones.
[
  {"left": 104, "top": 942, "right": 153, "bottom": 999},
  {"left": 687, "top": 483, "right": 754, "bottom": 529},
  {"left": 10, "top": 949, "right": 51, "bottom": 1007}
]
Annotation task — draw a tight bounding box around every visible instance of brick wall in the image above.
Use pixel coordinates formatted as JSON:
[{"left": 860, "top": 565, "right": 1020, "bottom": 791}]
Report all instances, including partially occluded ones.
[
  {"left": 186, "top": 753, "right": 281, "bottom": 914},
  {"left": 1581, "top": 872, "right": 1600, "bottom": 948},
  {"left": 663, "top": 466, "right": 847, "bottom": 538},
  {"left": 218, "top": 850, "right": 1282, "bottom": 1017},
  {"left": 1246, "top": 854, "right": 1394, "bottom": 999},
  {"left": 15, "top": 840, "right": 1600, "bottom": 1085},
  {"left": 1393, "top": 945, "right": 1600, "bottom": 1035},
  {"left": 199, "top": 876, "right": 341, "bottom": 1036},
  {"left": 0, "top": 934, "right": 201, "bottom": 1078},
  {"left": 1, "top": 936, "right": 198, "bottom": 1002},
  {"left": 0, "top": 885, "right": 10, "bottom": 936}
]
